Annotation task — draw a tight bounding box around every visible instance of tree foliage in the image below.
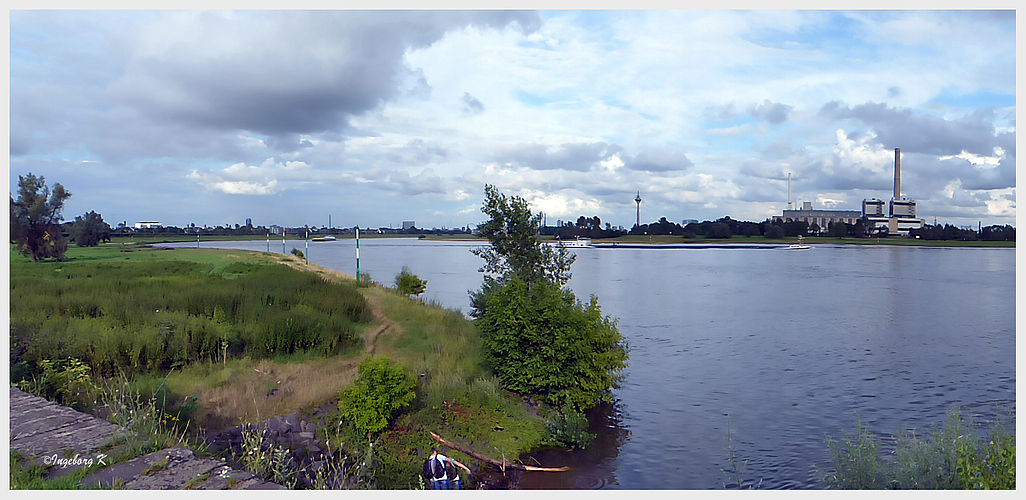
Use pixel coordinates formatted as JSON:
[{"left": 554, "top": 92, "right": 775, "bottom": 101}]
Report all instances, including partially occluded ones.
[
  {"left": 474, "top": 278, "right": 628, "bottom": 410},
  {"left": 394, "top": 266, "right": 427, "bottom": 297},
  {"left": 10, "top": 173, "right": 72, "bottom": 261},
  {"left": 470, "top": 185, "right": 628, "bottom": 415},
  {"left": 339, "top": 356, "right": 417, "bottom": 436},
  {"left": 470, "top": 184, "right": 575, "bottom": 288},
  {"left": 69, "top": 211, "right": 112, "bottom": 247}
]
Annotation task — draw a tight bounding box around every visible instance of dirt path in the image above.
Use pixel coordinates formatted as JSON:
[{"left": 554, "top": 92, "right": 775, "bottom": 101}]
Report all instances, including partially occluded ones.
[{"left": 278, "top": 257, "right": 404, "bottom": 356}]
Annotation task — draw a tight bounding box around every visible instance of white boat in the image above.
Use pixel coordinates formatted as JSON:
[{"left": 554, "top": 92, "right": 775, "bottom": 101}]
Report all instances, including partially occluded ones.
[
  {"left": 545, "top": 237, "right": 592, "bottom": 248},
  {"left": 787, "top": 244, "right": 811, "bottom": 250},
  {"left": 311, "top": 235, "right": 337, "bottom": 242}
]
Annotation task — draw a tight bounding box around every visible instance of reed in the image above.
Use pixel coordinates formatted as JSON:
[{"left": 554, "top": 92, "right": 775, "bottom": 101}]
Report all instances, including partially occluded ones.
[{"left": 10, "top": 258, "right": 371, "bottom": 379}]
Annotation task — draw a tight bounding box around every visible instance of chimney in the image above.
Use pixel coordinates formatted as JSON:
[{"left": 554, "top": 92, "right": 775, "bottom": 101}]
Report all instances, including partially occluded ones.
[
  {"left": 787, "top": 173, "right": 792, "bottom": 210},
  {"left": 893, "top": 148, "right": 901, "bottom": 200}
]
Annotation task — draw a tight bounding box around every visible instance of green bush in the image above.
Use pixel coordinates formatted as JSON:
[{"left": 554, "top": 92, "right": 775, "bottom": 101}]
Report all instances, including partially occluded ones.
[
  {"left": 544, "top": 404, "right": 593, "bottom": 450},
  {"left": 957, "top": 421, "right": 1016, "bottom": 489},
  {"left": 339, "top": 356, "right": 417, "bottom": 436},
  {"left": 394, "top": 266, "right": 426, "bottom": 297},
  {"left": 474, "top": 278, "right": 628, "bottom": 410}
]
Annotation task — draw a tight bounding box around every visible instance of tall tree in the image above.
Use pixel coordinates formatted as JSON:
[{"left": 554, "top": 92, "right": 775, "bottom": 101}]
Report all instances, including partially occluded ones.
[
  {"left": 470, "top": 184, "right": 575, "bottom": 288},
  {"left": 10, "top": 173, "right": 72, "bottom": 261},
  {"left": 70, "top": 211, "right": 112, "bottom": 247},
  {"left": 470, "top": 185, "right": 628, "bottom": 416}
]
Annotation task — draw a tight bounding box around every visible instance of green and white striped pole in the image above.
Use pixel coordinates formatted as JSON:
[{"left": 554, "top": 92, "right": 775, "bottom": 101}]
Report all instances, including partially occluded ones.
[
  {"left": 266, "top": 233, "right": 269, "bottom": 253},
  {"left": 305, "top": 229, "right": 309, "bottom": 265},
  {"left": 356, "top": 225, "right": 361, "bottom": 284},
  {"left": 283, "top": 228, "right": 286, "bottom": 254}
]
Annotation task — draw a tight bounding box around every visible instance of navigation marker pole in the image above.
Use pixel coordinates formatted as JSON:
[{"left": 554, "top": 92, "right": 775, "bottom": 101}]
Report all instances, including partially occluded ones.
[
  {"left": 197, "top": 233, "right": 200, "bottom": 248},
  {"left": 283, "top": 228, "right": 287, "bottom": 254},
  {"left": 305, "top": 229, "right": 309, "bottom": 265},
  {"left": 356, "top": 226, "right": 361, "bottom": 285},
  {"left": 267, "top": 233, "right": 270, "bottom": 253}
]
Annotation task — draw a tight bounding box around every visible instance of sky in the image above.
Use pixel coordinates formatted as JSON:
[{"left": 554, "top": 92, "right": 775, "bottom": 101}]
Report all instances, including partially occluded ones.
[{"left": 7, "top": 7, "right": 1017, "bottom": 230}]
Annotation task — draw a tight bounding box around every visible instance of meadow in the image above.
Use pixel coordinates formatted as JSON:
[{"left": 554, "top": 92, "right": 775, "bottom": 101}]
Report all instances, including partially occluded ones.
[{"left": 9, "top": 242, "right": 551, "bottom": 489}]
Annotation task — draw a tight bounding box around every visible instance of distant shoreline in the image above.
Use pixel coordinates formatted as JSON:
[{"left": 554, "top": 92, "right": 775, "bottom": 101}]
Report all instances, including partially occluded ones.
[{"left": 118, "top": 233, "right": 1013, "bottom": 248}]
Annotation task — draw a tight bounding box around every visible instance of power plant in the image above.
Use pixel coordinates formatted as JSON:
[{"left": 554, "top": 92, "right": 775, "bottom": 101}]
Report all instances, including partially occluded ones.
[{"left": 774, "top": 148, "right": 924, "bottom": 235}]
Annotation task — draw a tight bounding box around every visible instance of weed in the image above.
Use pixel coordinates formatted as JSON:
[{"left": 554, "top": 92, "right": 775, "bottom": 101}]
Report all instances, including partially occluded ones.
[
  {"left": 720, "top": 415, "right": 762, "bottom": 489},
  {"left": 238, "top": 423, "right": 299, "bottom": 488}
]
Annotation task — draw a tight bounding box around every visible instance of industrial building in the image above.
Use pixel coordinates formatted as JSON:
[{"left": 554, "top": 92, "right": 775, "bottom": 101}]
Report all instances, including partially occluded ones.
[{"left": 774, "top": 148, "right": 925, "bottom": 235}]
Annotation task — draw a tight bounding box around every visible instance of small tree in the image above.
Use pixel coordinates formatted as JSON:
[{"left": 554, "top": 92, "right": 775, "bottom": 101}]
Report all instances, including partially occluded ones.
[
  {"left": 394, "top": 266, "right": 427, "bottom": 297},
  {"left": 69, "top": 211, "right": 112, "bottom": 247},
  {"left": 338, "top": 356, "right": 416, "bottom": 436},
  {"left": 10, "top": 173, "right": 72, "bottom": 261}
]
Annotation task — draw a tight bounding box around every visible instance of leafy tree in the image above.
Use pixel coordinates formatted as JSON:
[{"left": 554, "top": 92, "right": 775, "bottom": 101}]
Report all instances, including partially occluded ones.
[
  {"left": 394, "top": 266, "right": 427, "bottom": 297},
  {"left": 474, "top": 278, "right": 628, "bottom": 410},
  {"left": 827, "top": 221, "right": 848, "bottom": 239},
  {"left": 338, "top": 356, "right": 417, "bottom": 436},
  {"left": 69, "top": 211, "right": 112, "bottom": 247},
  {"left": 10, "top": 173, "right": 72, "bottom": 261},
  {"left": 707, "top": 222, "right": 732, "bottom": 239},
  {"left": 764, "top": 224, "right": 785, "bottom": 239},
  {"left": 470, "top": 184, "right": 575, "bottom": 288},
  {"left": 470, "top": 185, "right": 628, "bottom": 417}
]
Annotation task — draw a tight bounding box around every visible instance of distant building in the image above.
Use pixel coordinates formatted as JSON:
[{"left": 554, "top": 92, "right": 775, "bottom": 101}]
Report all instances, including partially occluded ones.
[
  {"left": 775, "top": 148, "right": 924, "bottom": 236},
  {"left": 773, "top": 203, "right": 862, "bottom": 229},
  {"left": 402, "top": 220, "right": 416, "bottom": 230},
  {"left": 246, "top": 218, "right": 253, "bottom": 227},
  {"left": 134, "top": 221, "right": 162, "bottom": 229}
]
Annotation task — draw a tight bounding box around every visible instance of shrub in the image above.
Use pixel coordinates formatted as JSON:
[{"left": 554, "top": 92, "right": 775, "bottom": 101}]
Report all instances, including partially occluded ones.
[
  {"left": 394, "top": 266, "right": 427, "bottom": 297},
  {"left": 339, "top": 356, "right": 417, "bottom": 436},
  {"left": 545, "top": 404, "right": 593, "bottom": 450},
  {"left": 474, "top": 278, "right": 628, "bottom": 411}
]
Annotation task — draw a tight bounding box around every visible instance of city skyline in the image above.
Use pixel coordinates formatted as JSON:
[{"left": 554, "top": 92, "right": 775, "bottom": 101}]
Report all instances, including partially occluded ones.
[{"left": 9, "top": 8, "right": 1016, "bottom": 230}]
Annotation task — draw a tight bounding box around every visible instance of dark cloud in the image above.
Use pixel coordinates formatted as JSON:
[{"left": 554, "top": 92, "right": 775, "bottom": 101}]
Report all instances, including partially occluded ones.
[
  {"left": 818, "top": 100, "right": 1002, "bottom": 156},
  {"left": 496, "top": 141, "right": 621, "bottom": 171},
  {"left": 624, "top": 149, "right": 693, "bottom": 172},
  {"left": 461, "top": 92, "right": 485, "bottom": 114},
  {"left": 747, "top": 100, "right": 792, "bottom": 124},
  {"left": 110, "top": 11, "right": 538, "bottom": 136}
]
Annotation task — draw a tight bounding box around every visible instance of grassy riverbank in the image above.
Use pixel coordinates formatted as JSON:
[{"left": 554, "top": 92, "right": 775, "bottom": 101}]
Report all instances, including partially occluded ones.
[{"left": 9, "top": 242, "right": 551, "bottom": 489}]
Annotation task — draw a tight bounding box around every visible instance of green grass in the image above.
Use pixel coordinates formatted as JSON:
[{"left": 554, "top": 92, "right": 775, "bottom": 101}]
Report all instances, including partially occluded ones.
[{"left": 11, "top": 244, "right": 370, "bottom": 380}]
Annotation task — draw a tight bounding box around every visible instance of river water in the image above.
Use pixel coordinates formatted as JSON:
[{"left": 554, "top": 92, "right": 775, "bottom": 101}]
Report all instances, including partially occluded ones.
[{"left": 170, "top": 238, "right": 1016, "bottom": 489}]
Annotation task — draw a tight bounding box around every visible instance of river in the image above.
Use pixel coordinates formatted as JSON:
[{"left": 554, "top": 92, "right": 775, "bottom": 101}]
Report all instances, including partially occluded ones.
[{"left": 168, "top": 238, "right": 1016, "bottom": 489}]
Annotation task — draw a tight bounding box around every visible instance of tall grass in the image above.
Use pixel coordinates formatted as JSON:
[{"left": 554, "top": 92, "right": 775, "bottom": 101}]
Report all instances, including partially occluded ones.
[
  {"left": 10, "top": 259, "right": 371, "bottom": 378},
  {"left": 823, "top": 409, "right": 1016, "bottom": 489}
]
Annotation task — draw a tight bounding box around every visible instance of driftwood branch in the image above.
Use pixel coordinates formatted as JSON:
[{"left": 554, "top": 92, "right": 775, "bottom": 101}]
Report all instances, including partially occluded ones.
[{"left": 429, "top": 432, "right": 571, "bottom": 472}]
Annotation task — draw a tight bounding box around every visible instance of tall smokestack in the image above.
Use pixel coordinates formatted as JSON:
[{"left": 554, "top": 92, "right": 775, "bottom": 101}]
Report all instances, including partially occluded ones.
[
  {"left": 893, "top": 148, "right": 901, "bottom": 200},
  {"left": 787, "top": 173, "right": 792, "bottom": 210}
]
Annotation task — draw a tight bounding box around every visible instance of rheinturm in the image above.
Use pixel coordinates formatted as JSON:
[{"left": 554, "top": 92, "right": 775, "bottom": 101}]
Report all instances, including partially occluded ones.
[{"left": 634, "top": 191, "right": 642, "bottom": 228}]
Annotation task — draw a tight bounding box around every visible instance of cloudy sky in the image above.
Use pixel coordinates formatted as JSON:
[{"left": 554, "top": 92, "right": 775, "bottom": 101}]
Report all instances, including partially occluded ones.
[{"left": 8, "top": 8, "right": 1016, "bottom": 230}]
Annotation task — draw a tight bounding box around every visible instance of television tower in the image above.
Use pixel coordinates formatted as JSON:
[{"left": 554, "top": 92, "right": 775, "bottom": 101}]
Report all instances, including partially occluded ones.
[{"left": 634, "top": 191, "right": 642, "bottom": 228}]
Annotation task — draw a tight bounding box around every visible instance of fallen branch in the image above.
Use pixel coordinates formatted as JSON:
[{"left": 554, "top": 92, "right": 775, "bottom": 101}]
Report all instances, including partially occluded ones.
[{"left": 429, "top": 432, "right": 571, "bottom": 472}]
